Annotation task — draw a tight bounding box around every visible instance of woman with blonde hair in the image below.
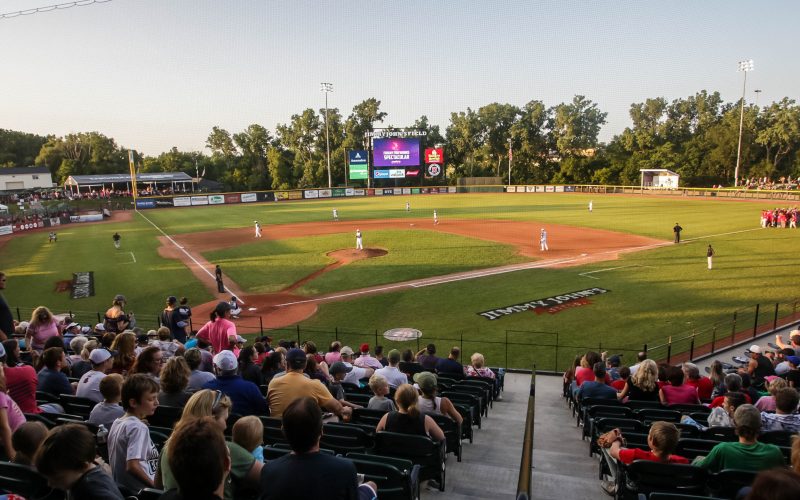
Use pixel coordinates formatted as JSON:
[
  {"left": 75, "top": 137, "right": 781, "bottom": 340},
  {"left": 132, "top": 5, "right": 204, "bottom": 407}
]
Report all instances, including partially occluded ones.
[
  {"left": 465, "top": 352, "right": 495, "bottom": 379},
  {"left": 755, "top": 377, "right": 787, "bottom": 412},
  {"left": 376, "top": 383, "right": 445, "bottom": 442},
  {"left": 156, "top": 389, "right": 262, "bottom": 499},
  {"left": 24, "top": 306, "right": 60, "bottom": 352},
  {"left": 108, "top": 331, "right": 136, "bottom": 375},
  {"left": 158, "top": 357, "right": 191, "bottom": 407},
  {"left": 103, "top": 294, "right": 132, "bottom": 333},
  {"left": 618, "top": 359, "right": 660, "bottom": 402}
]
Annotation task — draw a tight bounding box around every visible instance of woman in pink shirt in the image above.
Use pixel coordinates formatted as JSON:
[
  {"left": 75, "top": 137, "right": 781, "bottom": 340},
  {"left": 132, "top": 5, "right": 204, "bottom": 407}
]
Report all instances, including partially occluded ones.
[
  {"left": 659, "top": 366, "right": 700, "bottom": 406},
  {"left": 196, "top": 302, "right": 237, "bottom": 354},
  {"left": 0, "top": 365, "right": 26, "bottom": 461},
  {"left": 24, "top": 306, "right": 61, "bottom": 352}
]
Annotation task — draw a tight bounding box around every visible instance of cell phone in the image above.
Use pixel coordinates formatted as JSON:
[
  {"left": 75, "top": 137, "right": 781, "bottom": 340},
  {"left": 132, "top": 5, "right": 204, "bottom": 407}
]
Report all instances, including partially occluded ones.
[
  {"left": 322, "top": 412, "right": 334, "bottom": 419},
  {"left": 357, "top": 473, "right": 365, "bottom": 484}
]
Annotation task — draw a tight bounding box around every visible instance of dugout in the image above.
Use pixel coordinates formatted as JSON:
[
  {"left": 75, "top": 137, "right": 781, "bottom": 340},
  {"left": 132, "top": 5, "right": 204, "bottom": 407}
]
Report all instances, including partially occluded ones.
[
  {"left": 640, "top": 169, "right": 679, "bottom": 189},
  {"left": 64, "top": 172, "right": 195, "bottom": 195}
]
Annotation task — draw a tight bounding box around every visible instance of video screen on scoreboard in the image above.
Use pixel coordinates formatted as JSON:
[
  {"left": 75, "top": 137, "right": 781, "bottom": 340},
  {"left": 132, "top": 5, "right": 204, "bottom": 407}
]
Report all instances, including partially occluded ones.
[{"left": 373, "top": 137, "right": 421, "bottom": 167}]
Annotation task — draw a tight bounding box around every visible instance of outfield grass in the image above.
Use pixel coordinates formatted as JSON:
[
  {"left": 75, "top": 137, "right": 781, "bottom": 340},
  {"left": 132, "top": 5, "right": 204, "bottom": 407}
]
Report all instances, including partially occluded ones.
[
  {"left": 204, "top": 230, "right": 526, "bottom": 295},
  {"left": 1, "top": 192, "right": 794, "bottom": 369}
]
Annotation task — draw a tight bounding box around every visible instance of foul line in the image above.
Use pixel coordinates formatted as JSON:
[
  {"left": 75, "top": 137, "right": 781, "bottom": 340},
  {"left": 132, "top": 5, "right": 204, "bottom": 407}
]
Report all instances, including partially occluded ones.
[
  {"left": 135, "top": 210, "right": 245, "bottom": 304},
  {"left": 682, "top": 227, "right": 763, "bottom": 242},
  {"left": 129, "top": 251, "right": 136, "bottom": 264}
]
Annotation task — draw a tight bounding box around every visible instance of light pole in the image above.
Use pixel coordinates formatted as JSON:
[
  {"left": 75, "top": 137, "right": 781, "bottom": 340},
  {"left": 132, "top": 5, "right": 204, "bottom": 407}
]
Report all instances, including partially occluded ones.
[
  {"left": 320, "top": 82, "right": 333, "bottom": 188},
  {"left": 754, "top": 89, "right": 762, "bottom": 107},
  {"left": 734, "top": 59, "right": 753, "bottom": 187},
  {"left": 507, "top": 138, "right": 513, "bottom": 185}
]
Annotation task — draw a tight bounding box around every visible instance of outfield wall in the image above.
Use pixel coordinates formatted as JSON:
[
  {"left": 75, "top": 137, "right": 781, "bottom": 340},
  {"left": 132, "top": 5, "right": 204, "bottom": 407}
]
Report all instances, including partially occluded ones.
[{"left": 130, "top": 182, "right": 800, "bottom": 213}]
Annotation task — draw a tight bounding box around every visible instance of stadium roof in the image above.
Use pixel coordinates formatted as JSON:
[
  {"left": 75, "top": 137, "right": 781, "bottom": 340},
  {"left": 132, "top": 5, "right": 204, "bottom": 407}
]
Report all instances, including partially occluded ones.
[
  {"left": 65, "top": 172, "right": 194, "bottom": 186},
  {"left": 0, "top": 166, "right": 51, "bottom": 175}
]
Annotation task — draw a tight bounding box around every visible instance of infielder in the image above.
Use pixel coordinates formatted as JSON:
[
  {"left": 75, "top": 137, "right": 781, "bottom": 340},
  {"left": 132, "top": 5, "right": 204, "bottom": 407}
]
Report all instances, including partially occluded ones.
[
  {"left": 673, "top": 223, "right": 683, "bottom": 243},
  {"left": 406, "top": 201, "right": 410, "bottom": 212},
  {"left": 707, "top": 244, "right": 715, "bottom": 270},
  {"left": 113, "top": 232, "right": 121, "bottom": 249},
  {"left": 539, "top": 228, "right": 549, "bottom": 251},
  {"left": 333, "top": 208, "right": 339, "bottom": 221},
  {"left": 433, "top": 210, "right": 438, "bottom": 225},
  {"left": 589, "top": 200, "right": 593, "bottom": 212},
  {"left": 254, "top": 221, "right": 262, "bottom": 238},
  {"left": 356, "top": 229, "right": 363, "bottom": 250}
]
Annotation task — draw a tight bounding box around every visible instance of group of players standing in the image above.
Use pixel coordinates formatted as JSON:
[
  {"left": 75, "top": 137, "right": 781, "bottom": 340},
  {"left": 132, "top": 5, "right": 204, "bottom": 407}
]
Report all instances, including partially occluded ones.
[{"left": 760, "top": 208, "right": 798, "bottom": 228}]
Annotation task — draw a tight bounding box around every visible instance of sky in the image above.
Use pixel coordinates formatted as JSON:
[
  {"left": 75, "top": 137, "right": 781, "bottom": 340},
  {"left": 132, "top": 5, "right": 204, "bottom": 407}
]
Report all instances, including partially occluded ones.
[{"left": 1, "top": 0, "right": 798, "bottom": 156}]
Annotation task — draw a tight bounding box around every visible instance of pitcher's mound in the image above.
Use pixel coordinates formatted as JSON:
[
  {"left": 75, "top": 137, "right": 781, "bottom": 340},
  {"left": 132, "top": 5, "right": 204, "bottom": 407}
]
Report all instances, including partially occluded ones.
[{"left": 327, "top": 248, "right": 388, "bottom": 264}]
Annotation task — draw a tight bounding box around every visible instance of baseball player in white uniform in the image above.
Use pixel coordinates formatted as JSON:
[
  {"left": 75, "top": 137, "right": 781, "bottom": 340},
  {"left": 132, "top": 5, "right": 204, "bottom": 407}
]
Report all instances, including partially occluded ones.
[
  {"left": 356, "top": 229, "right": 363, "bottom": 250},
  {"left": 589, "top": 200, "right": 593, "bottom": 212},
  {"left": 333, "top": 208, "right": 339, "bottom": 221},
  {"left": 406, "top": 201, "right": 410, "bottom": 212},
  {"left": 433, "top": 210, "right": 438, "bottom": 225},
  {"left": 539, "top": 228, "right": 549, "bottom": 251},
  {"left": 254, "top": 221, "right": 262, "bottom": 238}
]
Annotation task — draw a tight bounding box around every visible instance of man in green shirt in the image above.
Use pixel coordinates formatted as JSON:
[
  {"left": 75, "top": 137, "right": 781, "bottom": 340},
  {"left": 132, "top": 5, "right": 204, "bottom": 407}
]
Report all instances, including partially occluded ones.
[{"left": 696, "top": 404, "right": 785, "bottom": 472}]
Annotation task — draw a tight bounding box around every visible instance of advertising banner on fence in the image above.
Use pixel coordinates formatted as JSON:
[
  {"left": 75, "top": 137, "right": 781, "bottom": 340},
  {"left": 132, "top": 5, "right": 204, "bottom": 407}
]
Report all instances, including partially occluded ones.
[
  {"left": 69, "top": 214, "right": 103, "bottom": 223},
  {"left": 304, "top": 190, "right": 319, "bottom": 199},
  {"left": 348, "top": 150, "right": 369, "bottom": 180},
  {"left": 383, "top": 189, "right": 394, "bottom": 195},
  {"left": 564, "top": 186, "right": 575, "bottom": 192},
  {"left": 0, "top": 225, "right": 12, "bottom": 236},
  {"left": 506, "top": 186, "right": 515, "bottom": 192},
  {"left": 525, "top": 186, "right": 535, "bottom": 192},
  {"left": 374, "top": 170, "right": 389, "bottom": 179},
  {"left": 318, "top": 189, "right": 332, "bottom": 198},
  {"left": 545, "top": 186, "right": 555, "bottom": 192},
  {"left": 555, "top": 186, "right": 564, "bottom": 193},
  {"left": 332, "top": 188, "right": 346, "bottom": 197},
  {"left": 402, "top": 188, "right": 411, "bottom": 195},
  {"left": 353, "top": 189, "right": 365, "bottom": 196},
  {"left": 288, "top": 191, "right": 302, "bottom": 200},
  {"left": 173, "top": 197, "right": 191, "bottom": 207},
  {"left": 275, "top": 191, "right": 289, "bottom": 200},
  {"left": 136, "top": 199, "right": 156, "bottom": 209},
  {"left": 208, "top": 195, "right": 224, "bottom": 205},
  {"left": 345, "top": 188, "right": 354, "bottom": 196},
  {"left": 448, "top": 187, "right": 456, "bottom": 193},
  {"left": 224, "top": 194, "right": 240, "bottom": 204},
  {"left": 389, "top": 169, "right": 405, "bottom": 179},
  {"left": 412, "top": 188, "right": 420, "bottom": 194},
  {"left": 191, "top": 196, "right": 209, "bottom": 205},
  {"left": 241, "top": 193, "right": 257, "bottom": 203}
]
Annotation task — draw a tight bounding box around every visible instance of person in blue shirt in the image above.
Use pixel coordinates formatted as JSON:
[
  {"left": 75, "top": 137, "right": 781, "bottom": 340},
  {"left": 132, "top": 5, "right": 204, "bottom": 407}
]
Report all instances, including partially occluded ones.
[
  {"left": 435, "top": 346, "right": 464, "bottom": 376},
  {"left": 37, "top": 347, "right": 75, "bottom": 396},
  {"left": 202, "top": 351, "right": 267, "bottom": 416},
  {"left": 577, "top": 362, "right": 618, "bottom": 401}
]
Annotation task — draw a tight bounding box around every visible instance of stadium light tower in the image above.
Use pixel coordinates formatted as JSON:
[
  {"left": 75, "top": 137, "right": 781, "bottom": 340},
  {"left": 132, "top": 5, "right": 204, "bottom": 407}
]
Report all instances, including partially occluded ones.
[
  {"left": 321, "top": 82, "right": 333, "bottom": 188},
  {"left": 754, "top": 89, "right": 762, "bottom": 107},
  {"left": 734, "top": 59, "right": 754, "bottom": 187}
]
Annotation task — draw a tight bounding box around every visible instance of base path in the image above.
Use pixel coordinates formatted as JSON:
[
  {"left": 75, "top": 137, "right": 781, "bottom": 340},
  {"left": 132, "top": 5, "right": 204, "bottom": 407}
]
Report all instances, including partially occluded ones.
[{"left": 159, "top": 218, "right": 664, "bottom": 330}]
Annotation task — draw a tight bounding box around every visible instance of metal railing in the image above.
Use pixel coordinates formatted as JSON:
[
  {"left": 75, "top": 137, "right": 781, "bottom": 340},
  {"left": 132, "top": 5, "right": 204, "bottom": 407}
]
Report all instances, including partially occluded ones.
[{"left": 516, "top": 365, "right": 536, "bottom": 500}]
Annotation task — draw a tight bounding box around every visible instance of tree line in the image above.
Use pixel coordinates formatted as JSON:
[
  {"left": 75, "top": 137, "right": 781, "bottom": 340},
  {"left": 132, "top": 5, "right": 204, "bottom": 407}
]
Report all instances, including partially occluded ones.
[{"left": 1, "top": 91, "right": 798, "bottom": 190}]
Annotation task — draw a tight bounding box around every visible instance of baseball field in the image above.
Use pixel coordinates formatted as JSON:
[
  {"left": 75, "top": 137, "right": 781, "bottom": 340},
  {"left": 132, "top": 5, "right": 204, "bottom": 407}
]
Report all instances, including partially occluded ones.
[{"left": 1, "top": 192, "right": 797, "bottom": 370}]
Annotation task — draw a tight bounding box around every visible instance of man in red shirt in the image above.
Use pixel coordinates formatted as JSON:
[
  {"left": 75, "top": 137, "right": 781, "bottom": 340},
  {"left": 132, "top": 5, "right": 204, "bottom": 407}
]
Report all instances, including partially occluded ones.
[{"left": 683, "top": 362, "right": 714, "bottom": 401}]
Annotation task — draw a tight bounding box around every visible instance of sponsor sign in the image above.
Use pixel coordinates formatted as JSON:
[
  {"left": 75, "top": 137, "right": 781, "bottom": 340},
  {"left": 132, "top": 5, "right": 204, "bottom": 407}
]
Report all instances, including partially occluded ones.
[
  {"left": 304, "top": 190, "right": 319, "bottom": 199},
  {"left": 515, "top": 186, "right": 525, "bottom": 193},
  {"left": 136, "top": 199, "right": 156, "bottom": 209},
  {"left": 49, "top": 217, "right": 60, "bottom": 226},
  {"left": 374, "top": 170, "right": 390, "bottom": 179},
  {"left": 155, "top": 199, "right": 174, "bottom": 207},
  {"left": 332, "top": 188, "right": 346, "bottom": 197},
  {"left": 564, "top": 186, "right": 576, "bottom": 192},
  {"left": 420, "top": 188, "right": 430, "bottom": 194},
  {"left": 555, "top": 185, "right": 564, "bottom": 193},
  {"left": 389, "top": 169, "right": 405, "bottom": 179},
  {"left": 373, "top": 137, "right": 421, "bottom": 167},
  {"left": 374, "top": 189, "right": 384, "bottom": 196},
  {"left": 71, "top": 271, "right": 95, "bottom": 299},
  {"left": 69, "top": 214, "right": 103, "bottom": 223},
  {"left": 345, "top": 188, "right": 354, "bottom": 196},
  {"left": 275, "top": 191, "right": 289, "bottom": 200},
  {"left": 477, "top": 288, "right": 610, "bottom": 320},
  {"left": 405, "top": 169, "right": 420, "bottom": 177},
  {"left": 318, "top": 189, "right": 332, "bottom": 198},
  {"left": 545, "top": 186, "right": 555, "bottom": 192},
  {"left": 505, "top": 186, "right": 515, "bottom": 192},
  {"left": 353, "top": 189, "right": 365, "bottom": 196},
  {"left": 438, "top": 187, "right": 448, "bottom": 193},
  {"left": 260, "top": 192, "right": 276, "bottom": 202},
  {"left": 424, "top": 148, "right": 443, "bottom": 164},
  {"left": 366, "top": 189, "right": 375, "bottom": 196},
  {"left": 411, "top": 188, "right": 420, "bottom": 194},
  {"left": 348, "top": 150, "right": 369, "bottom": 180},
  {"left": 191, "top": 196, "right": 209, "bottom": 205},
  {"left": 426, "top": 164, "right": 442, "bottom": 177},
  {"left": 241, "top": 193, "right": 258, "bottom": 203},
  {"left": 448, "top": 187, "right": 456, "bottom": 193},
  {"left": 0, "top": 225, "right": 12, "bottom": 236},
  {"left": 383, "top": 327, "right": 423, "bottom": 341},
  {"left": 208, "top": 195, "right": 224, "bottom": 205},
  {"left": 173, "top": 196, "right": 191, "bottom": 207},
  {"left": 402, "top": 188, "right": 411, "bottom": 194},
  {"left": 383, "top": 189, "right": 394, "bottom": 195},
  {"left": 224, "top": 194, "right": 241, "bottom": 204},
  {"left": 287, "top": 191, "right": 302, "bottom": 200}
]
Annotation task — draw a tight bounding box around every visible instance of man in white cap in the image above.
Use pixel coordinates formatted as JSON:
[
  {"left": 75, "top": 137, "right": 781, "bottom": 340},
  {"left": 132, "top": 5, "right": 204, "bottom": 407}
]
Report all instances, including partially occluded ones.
[
  {"left": 63, "top": 322, "right": 81, "bottom": 346},
  {"left": 76, "top": 348, "right": 114, "bottom": 403},
  {"left": 94, "top": 323, "right": 106, "bottom": 335},
  {"left": 203, "top": 350, "right": 267, "bottom": 417},
  {"left": 339, "top": 346, "right": 374, "bottom": 386},
  {"left": 355, "top": 229, "right": 363, "bottom": 250},
  {"left": 539, "top": 228, "right": 549, "bottom": 251},
  {"left": 739, "top": 344, "right": 775, "bottom": 387}
]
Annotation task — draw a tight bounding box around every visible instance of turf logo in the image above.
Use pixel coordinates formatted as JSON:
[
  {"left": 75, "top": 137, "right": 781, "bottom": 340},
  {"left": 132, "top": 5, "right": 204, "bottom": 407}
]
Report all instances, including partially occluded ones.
[
  {"left": 477, "top": 287, "right": 609, "bottom": 320},
  {"left": 71, "top": 272, "right": 95, "bottom": 299}
]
